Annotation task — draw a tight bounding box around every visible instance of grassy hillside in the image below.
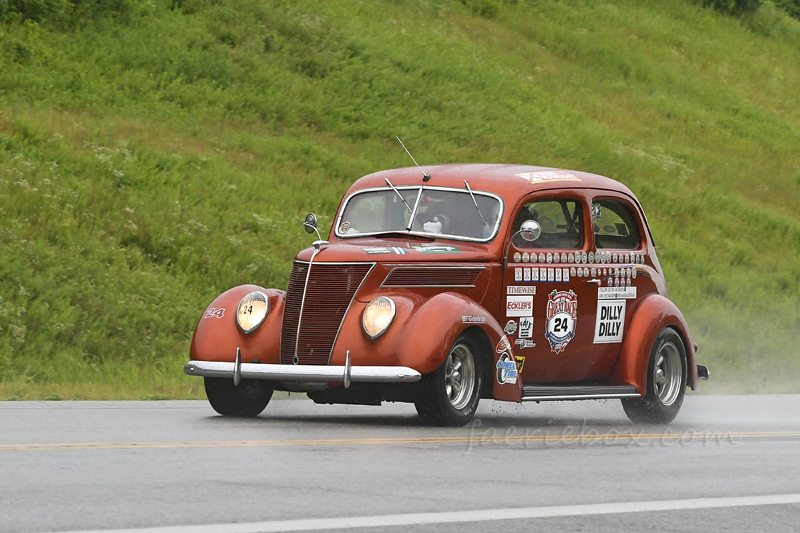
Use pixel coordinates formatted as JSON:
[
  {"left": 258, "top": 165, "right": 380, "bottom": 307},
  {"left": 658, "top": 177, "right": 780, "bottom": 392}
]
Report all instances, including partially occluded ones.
[{"left": 1, "top": 0, "right": 799, "bottom": 399}]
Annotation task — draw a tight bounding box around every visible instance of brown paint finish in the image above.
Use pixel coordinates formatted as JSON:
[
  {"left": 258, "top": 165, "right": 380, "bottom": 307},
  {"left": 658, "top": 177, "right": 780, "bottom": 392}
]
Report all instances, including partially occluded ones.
[{"left": 189, "top": 163, "right": 701, "bottom": 406}]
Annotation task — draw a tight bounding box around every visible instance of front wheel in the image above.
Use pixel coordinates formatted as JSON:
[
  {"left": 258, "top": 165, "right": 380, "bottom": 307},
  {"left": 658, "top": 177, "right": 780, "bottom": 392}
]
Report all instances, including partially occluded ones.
[
  {"left": 204, "top": 377, "right": 273, "bottom": 417},
  {"left": 621, "top": 328, "right": 687, "bottom": 424},
  {"left": 415, "top": 332, "right": 482, "bottom": 427}
]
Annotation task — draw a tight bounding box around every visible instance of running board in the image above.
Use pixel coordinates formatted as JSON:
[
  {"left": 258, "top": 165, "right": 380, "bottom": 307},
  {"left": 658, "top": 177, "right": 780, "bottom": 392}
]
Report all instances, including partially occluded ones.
[{"left": 522, "top": 384, "right": 640, "bottom": 402}]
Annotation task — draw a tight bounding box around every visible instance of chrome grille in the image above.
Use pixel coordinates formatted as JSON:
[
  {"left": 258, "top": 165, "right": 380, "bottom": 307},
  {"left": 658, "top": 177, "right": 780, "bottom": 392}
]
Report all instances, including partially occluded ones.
[
  {"left": 280, "top": 262, "right": 374, "bottom": 365},
  {"left": 382, "top": 267, "right": 483, "bottom": 287}
]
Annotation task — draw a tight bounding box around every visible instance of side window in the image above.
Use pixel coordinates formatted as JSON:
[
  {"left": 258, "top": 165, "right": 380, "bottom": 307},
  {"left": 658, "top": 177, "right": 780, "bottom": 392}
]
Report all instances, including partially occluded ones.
[
  {"left": 592, "top": 199, "right": 641, "bottom": 250},
  {"left": 512, "top": 199, "right": 584, "bottom": 249}
]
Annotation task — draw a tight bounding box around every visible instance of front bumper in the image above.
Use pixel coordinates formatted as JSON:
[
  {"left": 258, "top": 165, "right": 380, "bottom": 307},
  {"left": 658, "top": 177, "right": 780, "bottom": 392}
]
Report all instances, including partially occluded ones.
[{"left": 184, "top": 352, "right": 421, "bottom": 388}]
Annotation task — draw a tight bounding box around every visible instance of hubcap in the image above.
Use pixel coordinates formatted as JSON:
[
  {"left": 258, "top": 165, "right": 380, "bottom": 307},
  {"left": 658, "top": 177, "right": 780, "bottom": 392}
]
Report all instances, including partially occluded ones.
[
  {"left": 654, "top": 341, "right": 682, "bottom": 406},
  {"left": 445, "top": 343, "right": 476, "bottom": 410}
]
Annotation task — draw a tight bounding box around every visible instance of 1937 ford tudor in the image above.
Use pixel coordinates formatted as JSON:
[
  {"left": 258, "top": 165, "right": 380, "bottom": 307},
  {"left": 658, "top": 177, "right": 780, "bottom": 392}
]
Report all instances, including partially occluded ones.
[{"left": 185, "top": 164, "right": 709, "bottom": 426}]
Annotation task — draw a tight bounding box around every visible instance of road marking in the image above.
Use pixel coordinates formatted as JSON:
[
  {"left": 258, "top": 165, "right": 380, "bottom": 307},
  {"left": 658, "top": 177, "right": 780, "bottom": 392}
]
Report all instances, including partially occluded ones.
[
  {"left": 2, "top": 430, "right": 800, "bottom": 451},
  {"left": 50, "top": 494, "right": 800, "bottom": 533}
]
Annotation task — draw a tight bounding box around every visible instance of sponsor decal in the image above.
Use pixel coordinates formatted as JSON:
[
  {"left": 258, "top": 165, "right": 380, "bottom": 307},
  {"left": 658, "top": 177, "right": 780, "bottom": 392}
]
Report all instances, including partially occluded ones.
[
  {"left": 506, "top": 296, "right": 533, "bottom": 317},
  {"left": 362, "top": 246, "right": 408, "bottom": 255},
  {"left": 203, "top": 307, "right": 225, "bottom": 319},
  {"left": 411, "top": 244, "right": 461, "bottom": 254},
  {"left": 515, "top": 339, "right": 535, "bottom": 349},
  {"left": 594, "top": 300, "right": 626, "bottom": 344},
  {"left": 496, "top": 352, "right": 518, "bottom": 385},
  {"left": 513, "top": 252, "right": 521, "bottom": 263},
  {"left": 462, "top": 315, "right": 486, "bottom": 324},
  {"left": 555, "top": 269, "right": 562, "bottom": 283},
  {"left": 547, "top": 268, "right": 555, "bottom": 282},
  {"left": 496, "top": 335, "right": 512, "bottom": 353},
  {"left": 523, "top": 267, "right": 531, "bottom": 282},
  {"left": 546, "top": 253, "right": 553, "bottom": 264},
  {"left": 522, "top": 252, "right": 530, "bottom": 263},
  {"left": 514, "top": 356, "right": 526, "bottom": 372},
  {"left": 540, "top": 267, "right": 547, "bottom": 282},
  {"left": 507, "top": 286, "right": 536, "bottom": 295},
  {"left": 516, "top": 171, "right": 581, "bottom": 184},
  {"left": 518, "top": 316, "right": 533, "bottom": 338},
  {"left": 563, "top": 268, "right": 570, "bottom": 283},
  {"left": 515, "top": 268, "right": 523, "bottom": 282},
  {"left": 532, "top": 268, "right": 539, "bottom": 282},
  {"left": 504, "top": 320, "right": 517, "bottom": 335},
  {"left": 340, "top": 221, "right": 351, "bottom": 232},
  {"left": 545, "top": 290, "right": 578, "bottom": 354}
]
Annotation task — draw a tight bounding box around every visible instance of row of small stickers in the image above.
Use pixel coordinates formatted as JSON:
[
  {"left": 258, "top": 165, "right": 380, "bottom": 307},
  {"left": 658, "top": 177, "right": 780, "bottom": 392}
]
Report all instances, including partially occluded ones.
[
  {"left": 511, "top": 251, "right": 645, "bottom": 265},
  {"left": 514, "top": 266, "right": 638, "bottom": 283}
]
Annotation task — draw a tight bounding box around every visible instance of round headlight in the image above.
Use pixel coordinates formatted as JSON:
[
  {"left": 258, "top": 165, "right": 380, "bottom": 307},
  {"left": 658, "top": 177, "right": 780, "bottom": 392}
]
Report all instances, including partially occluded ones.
[
  {"left": 362, "top": 296, "right": 396, "bottom": 339},
  {"left": 236, "top": 291, "right": 269, "bottom": 334}
]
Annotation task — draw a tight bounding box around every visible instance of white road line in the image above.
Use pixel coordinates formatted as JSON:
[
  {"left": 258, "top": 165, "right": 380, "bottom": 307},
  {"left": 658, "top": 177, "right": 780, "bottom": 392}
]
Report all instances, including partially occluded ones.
[{"left": 52, "top": 494, "right": 800, "bottom": 533}]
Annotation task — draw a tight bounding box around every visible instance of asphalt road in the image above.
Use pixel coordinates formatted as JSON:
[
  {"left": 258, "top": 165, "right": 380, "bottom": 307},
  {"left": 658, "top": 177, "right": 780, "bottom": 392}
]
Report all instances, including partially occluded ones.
[{"left": 1, "top": 394, "right": 799, "bottom": 533}]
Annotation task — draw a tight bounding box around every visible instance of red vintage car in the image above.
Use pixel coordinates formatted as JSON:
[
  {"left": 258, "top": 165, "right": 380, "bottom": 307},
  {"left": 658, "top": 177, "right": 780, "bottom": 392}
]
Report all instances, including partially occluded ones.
[{"left": 185, "top": 164, "right": 709, "bottom": 426}]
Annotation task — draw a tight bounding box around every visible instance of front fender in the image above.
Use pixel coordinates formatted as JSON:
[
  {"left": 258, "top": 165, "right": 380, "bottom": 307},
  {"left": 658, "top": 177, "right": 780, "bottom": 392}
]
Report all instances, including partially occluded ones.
[
  {"left": 331, "top": 292, "right": 522, "bottom": 402},
  {"left": 612, "top": 293, "right": 698, "bottom": 394},
  {"left": 189, "top": 285, "right": 286, "bottom": 364}
]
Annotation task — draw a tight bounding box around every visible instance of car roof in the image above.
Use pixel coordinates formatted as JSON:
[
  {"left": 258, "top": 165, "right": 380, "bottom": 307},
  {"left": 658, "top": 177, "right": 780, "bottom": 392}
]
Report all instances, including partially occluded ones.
[{"left": 347, "top": 163, "right": 637, "bottom": 200}]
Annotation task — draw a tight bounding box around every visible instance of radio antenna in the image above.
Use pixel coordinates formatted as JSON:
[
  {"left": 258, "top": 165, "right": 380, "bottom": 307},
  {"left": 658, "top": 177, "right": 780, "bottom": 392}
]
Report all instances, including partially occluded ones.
[{"left": 396, "top": 136, "right": 431, "bottom": 182}]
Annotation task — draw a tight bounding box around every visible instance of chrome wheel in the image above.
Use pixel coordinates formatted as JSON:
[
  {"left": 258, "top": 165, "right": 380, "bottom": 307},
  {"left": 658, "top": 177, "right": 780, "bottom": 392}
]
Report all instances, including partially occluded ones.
[
  {"left": 445, "top": 343, "right": 476, "bottom": 410},
  {"left": 654, "top": 341, "right": 682, "bottom": 406}
]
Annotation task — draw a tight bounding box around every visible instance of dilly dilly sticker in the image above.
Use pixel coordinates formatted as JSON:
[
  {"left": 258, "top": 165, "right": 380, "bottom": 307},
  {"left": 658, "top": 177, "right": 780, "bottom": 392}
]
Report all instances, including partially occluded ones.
[{"left": 545, "top": 290, "right": 577, "bottom": 354}]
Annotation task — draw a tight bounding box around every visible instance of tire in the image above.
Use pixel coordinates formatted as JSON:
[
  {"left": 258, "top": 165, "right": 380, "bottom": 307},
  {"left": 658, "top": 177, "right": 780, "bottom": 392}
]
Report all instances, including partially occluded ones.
[
  {"left": 621, "top": 328, "right": 687, "bottom": 424},
  {"left": 415, "top": 332, "right": 482, "bottom": 427},
  {"left": 204, "top": 377, "right": 273, "bottom": 417}
]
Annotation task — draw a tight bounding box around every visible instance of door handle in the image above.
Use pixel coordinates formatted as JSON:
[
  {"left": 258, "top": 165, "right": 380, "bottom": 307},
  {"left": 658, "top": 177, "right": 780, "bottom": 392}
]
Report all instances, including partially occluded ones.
[{"left": 587, "top": 279, "right": 602, "bottom": 284}]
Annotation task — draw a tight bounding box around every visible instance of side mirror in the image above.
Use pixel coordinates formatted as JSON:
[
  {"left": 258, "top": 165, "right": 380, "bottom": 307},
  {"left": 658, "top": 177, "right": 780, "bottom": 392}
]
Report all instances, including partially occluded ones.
[
  {"left": 303, "top": 213, "right": 318, "bottom": 235},
  {"left": 519, "top": 220, "right": 541, "bottom": 242}
]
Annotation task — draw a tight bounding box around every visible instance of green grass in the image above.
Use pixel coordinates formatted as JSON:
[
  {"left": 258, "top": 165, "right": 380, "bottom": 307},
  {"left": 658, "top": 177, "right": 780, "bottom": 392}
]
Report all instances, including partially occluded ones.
[{"left": 1, "top": 0, "right": 799, "bottom": 399}]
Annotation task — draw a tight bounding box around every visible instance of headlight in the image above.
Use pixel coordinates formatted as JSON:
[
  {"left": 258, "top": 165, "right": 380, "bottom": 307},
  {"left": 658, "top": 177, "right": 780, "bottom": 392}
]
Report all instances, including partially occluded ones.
[
  {"left": 236, "top": 291, "right": 269, "bottom": 334},
  {"left": 362, "top": 296, "right": 396, "bottom": 339}
]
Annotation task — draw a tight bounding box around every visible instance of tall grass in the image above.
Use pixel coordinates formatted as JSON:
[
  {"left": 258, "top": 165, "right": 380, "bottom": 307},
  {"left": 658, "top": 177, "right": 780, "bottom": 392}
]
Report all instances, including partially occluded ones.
[{"left": 0, "top": 0, "right": 798, "bottom": 399}]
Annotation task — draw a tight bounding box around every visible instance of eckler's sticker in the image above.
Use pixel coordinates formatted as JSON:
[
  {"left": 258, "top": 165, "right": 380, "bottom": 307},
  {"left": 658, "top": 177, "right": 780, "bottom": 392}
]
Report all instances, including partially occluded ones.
[
  {"left": 462, "top": 315, "right": 486, "bottom": 324},
  {"left": 518, "top": 316, "right": 533, "bottom": 338},
  {"left": 545, "top": 290, "right": 577, "bottom": 354},
  {"left": 507, "top": 286, "right": 536, "bottom": 295},
  {"left": 506, "top": 296, "right": 533, "bottom": 317},
  {"left": 411, "top": 244, "right": 461, "bottom": 254},
  {"left": 496, "top": 335, "right": 512, "bottom": 353},
  {"left": 504, "top": 320, "right": 517, "bottom": 335},
  {"left": 516, "top": 171, "right": 581, "bottom": 184},
  {"left": 496, "top": 352, "right": 518, "bottom": 385},
  {"left": 362, "top": 246, "right": 408, "bottom": 255},
  {"left": 514, "top": 356, "right": 525, "bottom": 372},
  {"left": 594, "top": 300, "right": 626, "bottom": 344},
  {"left": 515, "top": 339, "right": 535, "bottom": 349},
  {"left": 598, "top": 286, "right": 637, "bottom": 299}
]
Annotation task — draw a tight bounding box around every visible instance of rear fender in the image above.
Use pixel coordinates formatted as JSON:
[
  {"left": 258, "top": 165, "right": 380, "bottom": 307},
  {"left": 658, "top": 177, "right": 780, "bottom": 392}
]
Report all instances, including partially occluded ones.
[
  {"left": 189, "top": 285, "right": 285, "bottom": 364},
  {"left": 332, "top": 292, "right": 522, "bottom": 402},
  {"left": 612, "top": 293, "right": 698, "bottom": 394}
]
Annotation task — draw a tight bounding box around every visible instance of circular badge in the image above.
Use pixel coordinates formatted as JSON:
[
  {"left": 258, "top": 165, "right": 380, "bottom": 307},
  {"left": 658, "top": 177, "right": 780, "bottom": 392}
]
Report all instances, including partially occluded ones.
[
  {"left": 539, "top": 253, "right": 546, "bottom": 263},
  {"left": 632, "top": 268, "right": 637, "bottom": 279},
  {"left": 531, "top": 253, "right": 538, "bottom": 263},
  {"left": 582, "top": 251, "right": 588, "bottom": 263},
  {"left": 547, "top": 253, "right": 553, "bottom": 264},
  {"left": 570, "top": 267, "right": 576, "bottom": 277},
  {"left": 588, "top": 252, "right": 594, "bottom": 264},
  {"left": 612, "top": 253, "right": 618, "bottom": 263},
  {"left": 513, "top": 252, "right": 521, "bottom": 263},
  {"left": 522, "top": 252, "right": 530, "bottom": 263},
  {"left": 568, "top": 253, "right": 574, "bottom": 264},
  {"left": 340, "top": 221, "right": 351, "bottom": 232}
]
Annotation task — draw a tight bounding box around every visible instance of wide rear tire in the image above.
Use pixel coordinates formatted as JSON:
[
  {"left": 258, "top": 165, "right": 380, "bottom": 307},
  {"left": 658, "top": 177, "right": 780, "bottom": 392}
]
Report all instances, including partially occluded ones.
[
  {"left": 415, "top": 332, "right": 482, "bottom": 427},
  {"left": 621, "top": 328, "right": 687, "bottom": 424},
  {"left": 204, "top": 377, "right": 273, "bottom": 417}
]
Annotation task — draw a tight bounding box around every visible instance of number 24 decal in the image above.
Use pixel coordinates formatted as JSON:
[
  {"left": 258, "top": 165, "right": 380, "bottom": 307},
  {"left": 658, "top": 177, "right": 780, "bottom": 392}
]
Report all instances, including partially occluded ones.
[
  {"left": 553, "top": 317, "right": 569, "bottom": 333},
  {"left": 203, "top": 308, "right": 225, "bottom": 319}
]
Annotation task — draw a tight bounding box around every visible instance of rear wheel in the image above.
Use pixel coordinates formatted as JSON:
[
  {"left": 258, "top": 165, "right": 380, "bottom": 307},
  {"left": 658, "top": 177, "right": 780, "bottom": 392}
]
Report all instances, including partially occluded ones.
[
  {"left": 621, "top": 328, "right": 686, "bottom": 424},
  {"left": 204, "top": 377, "right": 273, "bottom": 417},
  {"left": 415, "top": 332, "right": 482, "bottom": 427}
]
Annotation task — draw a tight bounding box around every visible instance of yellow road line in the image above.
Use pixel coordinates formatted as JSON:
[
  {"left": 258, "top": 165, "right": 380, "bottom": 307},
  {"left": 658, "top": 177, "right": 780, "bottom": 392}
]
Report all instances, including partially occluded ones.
[{"left": 1, "top": 430, "right": 799, "bottom": 451}]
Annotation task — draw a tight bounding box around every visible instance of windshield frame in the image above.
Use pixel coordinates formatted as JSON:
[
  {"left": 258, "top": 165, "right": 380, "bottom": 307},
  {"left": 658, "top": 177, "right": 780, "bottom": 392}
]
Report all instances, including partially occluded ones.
[{"left": 334, "top": 185, "right": 505, "bottom": 243}]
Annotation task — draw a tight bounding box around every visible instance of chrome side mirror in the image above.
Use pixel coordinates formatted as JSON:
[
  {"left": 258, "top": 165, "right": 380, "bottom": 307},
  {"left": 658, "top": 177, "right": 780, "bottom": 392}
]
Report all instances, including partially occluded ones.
[
  {"left": 519, "top": 220, "right": 541, "bottom": 242},
  {"left": 303, "top": 213, "right": 318, "bottom": 234}
]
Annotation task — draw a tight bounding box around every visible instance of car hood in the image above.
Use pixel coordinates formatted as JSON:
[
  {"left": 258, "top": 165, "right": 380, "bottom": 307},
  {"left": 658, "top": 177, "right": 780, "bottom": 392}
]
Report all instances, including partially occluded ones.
[{"left": 294, "top": 237, "right": 498, "bottom": 263}]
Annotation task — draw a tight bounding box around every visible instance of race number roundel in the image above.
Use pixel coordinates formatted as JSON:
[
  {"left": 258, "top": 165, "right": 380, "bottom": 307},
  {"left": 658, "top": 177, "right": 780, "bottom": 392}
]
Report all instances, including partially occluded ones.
[{"left": 545, "top": 290, "right": 577, "bottom": 353}]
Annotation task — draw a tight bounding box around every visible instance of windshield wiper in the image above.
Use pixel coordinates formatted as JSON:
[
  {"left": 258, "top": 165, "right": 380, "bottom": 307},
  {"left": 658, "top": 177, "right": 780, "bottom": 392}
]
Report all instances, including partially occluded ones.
[
  {"left": 464, "top": 180, "right": 487, "bottom": 225},
  {"left": 385, "top": 178, "right": 412, "bottom": 213}
]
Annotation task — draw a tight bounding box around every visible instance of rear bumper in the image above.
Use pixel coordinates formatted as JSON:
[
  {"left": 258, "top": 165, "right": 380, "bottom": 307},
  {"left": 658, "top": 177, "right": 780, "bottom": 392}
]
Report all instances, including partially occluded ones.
[{"left": 184, "top": 360, "right": 421, "bottom": 385}]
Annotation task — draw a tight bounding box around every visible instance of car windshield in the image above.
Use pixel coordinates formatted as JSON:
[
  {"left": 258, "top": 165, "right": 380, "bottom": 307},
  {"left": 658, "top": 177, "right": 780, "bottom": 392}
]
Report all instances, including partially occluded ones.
[{"left": 335, "top": 186, "right": 503, "bottom": 242}]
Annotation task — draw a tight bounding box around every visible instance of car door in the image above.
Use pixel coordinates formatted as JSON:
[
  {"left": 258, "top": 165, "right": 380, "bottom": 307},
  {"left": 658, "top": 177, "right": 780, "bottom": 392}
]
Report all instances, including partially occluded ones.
[{"left": 502, "top": 191, "right": 617, "bottom": 383}]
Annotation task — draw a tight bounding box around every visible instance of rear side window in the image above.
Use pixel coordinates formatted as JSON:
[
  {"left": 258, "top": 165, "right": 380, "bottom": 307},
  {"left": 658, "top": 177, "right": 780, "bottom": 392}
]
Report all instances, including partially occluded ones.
[
  {"left": 592, "top": 199, "right": 641, "bottom": 250},
  {"left": 512, "top": 199, "right": 584, "bottom": 249}
]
